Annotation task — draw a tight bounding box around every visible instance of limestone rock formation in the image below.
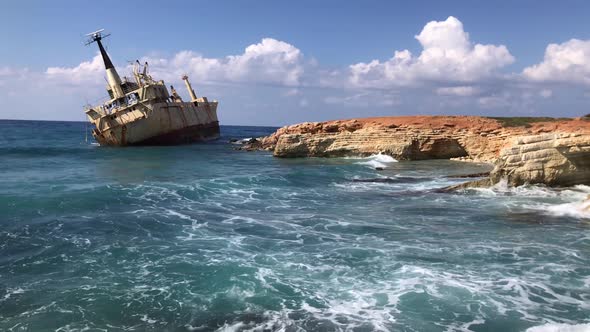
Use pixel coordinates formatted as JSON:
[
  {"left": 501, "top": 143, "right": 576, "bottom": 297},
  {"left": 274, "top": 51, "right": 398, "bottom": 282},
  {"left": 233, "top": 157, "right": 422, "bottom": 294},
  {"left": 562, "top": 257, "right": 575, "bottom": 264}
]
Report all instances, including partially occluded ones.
[
  {"left": 249, "top": 116, "right": 590, "bottom": 187},
  {"left": 490, "top": 133, "right": 590, "bottom": 186},
  {"left": 257, "top": 116, "right": 590, "bottom": 163},
  {"left": 272, "top": 130, "right": 471, "bottom": 159}
]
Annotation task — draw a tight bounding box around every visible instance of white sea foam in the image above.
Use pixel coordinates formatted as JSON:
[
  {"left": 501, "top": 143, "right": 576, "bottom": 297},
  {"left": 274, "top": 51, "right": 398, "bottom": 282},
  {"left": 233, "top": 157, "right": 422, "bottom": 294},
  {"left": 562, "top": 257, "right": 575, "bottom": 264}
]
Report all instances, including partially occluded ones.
[
  {"left": 163, "top": 208, "right": 199, "bottom": 223},
  {"left": 473, "top": 180, "right": 559, "bottom": 198},
  {"left": 524, "top": 186, "right": 590, "bottom": 219},
  {"left": 355, "top": 153, "right": 398, "bottom": 169},
  {"left": 526, "top": 323, "right": 590, "bottom": 332},
  {"left": 534, "top": 200, "right": 590, "bottom": 219},
  {"left": 230, "top": 137, "right": 253, "bottom": 145},
  {"left": 139, "top": 314, "right": 157, "bottom": 324},
  {"left": 10, "top": 143, "right": 590, "bottom": 331},
  {"left": 471, "top": 181, "right": 590, "bottom": 219},
  {"left": 215, "top": 321, "right": 246, "bottom": 332},
  {"left": 1, "top": 288, "right": 25, "bottom": 302}
]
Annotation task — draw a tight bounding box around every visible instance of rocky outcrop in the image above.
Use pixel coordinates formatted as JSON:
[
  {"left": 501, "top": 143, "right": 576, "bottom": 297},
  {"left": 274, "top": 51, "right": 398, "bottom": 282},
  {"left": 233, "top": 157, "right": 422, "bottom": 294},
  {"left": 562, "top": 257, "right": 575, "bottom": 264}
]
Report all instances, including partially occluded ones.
[
  {"left": 490, "top": 133, "right": 590, "bottom": 186},
  {"left": 243, "top": 116, "right": 590, "bottom": 187},
  {"left": 253, "top": 116, "right": 590, "bottom": 164},
  {"left": 272, "top": 129, "right": 470, "bottom": 160}
]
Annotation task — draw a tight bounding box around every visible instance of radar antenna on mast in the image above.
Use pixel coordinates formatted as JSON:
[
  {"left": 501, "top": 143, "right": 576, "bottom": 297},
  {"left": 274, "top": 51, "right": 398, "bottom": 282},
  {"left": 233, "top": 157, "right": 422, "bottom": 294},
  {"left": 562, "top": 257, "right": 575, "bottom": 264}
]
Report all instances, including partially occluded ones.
[
  {"left": 83, "top": 28, "right": 116, "bottom": 71},
  {"left": 84, "top": 29, "right": 110, "bottom": 45},
  {"left": 83, "top": 28, "right": 124, "bottom": 98}
]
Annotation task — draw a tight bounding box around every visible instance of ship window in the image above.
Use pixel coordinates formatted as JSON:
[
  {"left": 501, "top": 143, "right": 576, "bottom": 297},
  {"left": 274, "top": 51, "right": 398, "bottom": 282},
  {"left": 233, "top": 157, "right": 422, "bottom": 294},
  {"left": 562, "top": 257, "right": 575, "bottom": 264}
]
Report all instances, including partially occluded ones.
[{"left": 127, "top": 93, "right": 138, "bottom": 105}]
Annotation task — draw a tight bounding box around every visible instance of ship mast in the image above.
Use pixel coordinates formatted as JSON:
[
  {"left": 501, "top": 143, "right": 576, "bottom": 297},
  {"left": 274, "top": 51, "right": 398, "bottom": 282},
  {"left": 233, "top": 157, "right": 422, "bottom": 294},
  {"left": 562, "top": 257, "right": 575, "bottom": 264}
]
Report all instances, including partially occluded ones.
[{"left": 85, "top": 29, "right": 125, "bottom": 99}]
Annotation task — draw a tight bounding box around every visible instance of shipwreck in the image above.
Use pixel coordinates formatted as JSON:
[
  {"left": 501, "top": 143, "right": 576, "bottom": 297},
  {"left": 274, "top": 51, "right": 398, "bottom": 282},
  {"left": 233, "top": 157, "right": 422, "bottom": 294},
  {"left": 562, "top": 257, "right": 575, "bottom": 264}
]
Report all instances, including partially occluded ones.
[{"left": 83, "top": 29, "right": 220, "bottom": 146}]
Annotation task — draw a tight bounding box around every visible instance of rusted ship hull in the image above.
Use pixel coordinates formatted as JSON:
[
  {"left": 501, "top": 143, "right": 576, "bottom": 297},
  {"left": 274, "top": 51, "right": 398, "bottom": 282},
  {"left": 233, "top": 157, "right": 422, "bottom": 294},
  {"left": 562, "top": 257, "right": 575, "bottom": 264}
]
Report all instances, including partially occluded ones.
[
  {"left": 91, "top": 100, "right": 220, "bottom": 146},
  {"left": 128, "top": 122, "right": 219, "bottom": 145},
  {"left": 83, "top": 30, "right": 221, "bottom": 145},
  {"left": 94, "top": 121, "right": 220, "bottom": 146}
]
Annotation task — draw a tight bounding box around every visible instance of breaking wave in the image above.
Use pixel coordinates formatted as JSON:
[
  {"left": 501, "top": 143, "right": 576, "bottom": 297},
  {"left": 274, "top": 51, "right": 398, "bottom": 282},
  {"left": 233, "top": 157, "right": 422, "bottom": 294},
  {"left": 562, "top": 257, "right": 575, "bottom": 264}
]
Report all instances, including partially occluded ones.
[
  {"left": 353, "top": 153, "right": 398, "bottom": 169},
  {"left": 472, "top": 182, "right": 590, "bottom": 220}
]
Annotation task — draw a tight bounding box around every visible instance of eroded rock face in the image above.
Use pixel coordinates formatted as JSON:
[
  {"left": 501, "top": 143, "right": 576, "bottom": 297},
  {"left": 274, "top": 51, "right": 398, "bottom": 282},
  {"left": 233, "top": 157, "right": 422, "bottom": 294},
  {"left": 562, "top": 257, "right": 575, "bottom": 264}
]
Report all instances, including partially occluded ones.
[
  {"left": 254, "top": 116, "right": 590, "bottom": 187},
  {"left": 490, "top": 133, "right": 590, "bottom": 186},
  {"left": 273, "top": 131, "right": 472, "bottom": 160},
  {"left": 261, "top": 116, "right": 590, "bottom": 163}
]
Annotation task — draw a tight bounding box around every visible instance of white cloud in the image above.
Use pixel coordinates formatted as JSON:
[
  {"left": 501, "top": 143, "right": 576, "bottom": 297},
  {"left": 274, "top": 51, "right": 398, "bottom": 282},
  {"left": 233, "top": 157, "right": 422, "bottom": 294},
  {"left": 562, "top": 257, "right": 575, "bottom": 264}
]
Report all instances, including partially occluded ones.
[
  {"left": 539, "top": 89, "right": 553, "bottom": 98},
  {"left": 477, "top": 94, "right": 511, "bottom": 109},
  {"left": 0, "top": 67, "right": 15, "bottom": 86},
  {"left": 0, "top": 66, "right": 30, "bottom": 81},
  {"left": 324, "top": 91, "right": 399, "bottom": 108},
  {"left": 436, "top": 86, "right": 479, "bottom": 96},
  {"left": 45, "top": 53, "right": 104, "bottom": 85},
  {"left": 523, "top": 39, "right": 590, "bottom": 84},
  {"left": 3, "top": 19, "right": 590, "bottom": 122},
  {"left": 227, "top": 38, "right": 303, "bottom": 85},
  {"left": 348, "top": 16, "right": 514, "bottom": 88},
  {"left": 44, "top": 38, "right": 304, "bottom": 88},
  {"left": 143, "top": 38, "right": 304, "bottom": 87},
  {"left": 0, "top": 67, "right": 16, "bottom": 76}
]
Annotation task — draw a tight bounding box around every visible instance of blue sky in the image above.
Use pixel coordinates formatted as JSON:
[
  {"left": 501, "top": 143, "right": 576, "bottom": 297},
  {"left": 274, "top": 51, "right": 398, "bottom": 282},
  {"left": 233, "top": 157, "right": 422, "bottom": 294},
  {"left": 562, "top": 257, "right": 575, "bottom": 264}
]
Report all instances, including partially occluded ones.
[{"left": 1, "top": 0, "right": 589, "bottom": 125}]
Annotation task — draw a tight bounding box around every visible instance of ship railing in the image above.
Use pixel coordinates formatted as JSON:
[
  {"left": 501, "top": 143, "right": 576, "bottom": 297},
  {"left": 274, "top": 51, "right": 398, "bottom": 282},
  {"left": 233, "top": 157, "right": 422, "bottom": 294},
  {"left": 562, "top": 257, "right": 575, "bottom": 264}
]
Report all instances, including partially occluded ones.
[{"left": 84, "top": 93, "right": 142, "bottom": 116}]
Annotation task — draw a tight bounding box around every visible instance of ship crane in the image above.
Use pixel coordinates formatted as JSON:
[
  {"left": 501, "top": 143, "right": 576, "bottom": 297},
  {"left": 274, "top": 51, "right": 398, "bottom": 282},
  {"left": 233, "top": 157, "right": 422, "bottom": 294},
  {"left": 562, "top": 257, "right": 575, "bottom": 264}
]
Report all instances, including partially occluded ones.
[{"left": 132, "top": 60, "right": 155, "bottom": 87}]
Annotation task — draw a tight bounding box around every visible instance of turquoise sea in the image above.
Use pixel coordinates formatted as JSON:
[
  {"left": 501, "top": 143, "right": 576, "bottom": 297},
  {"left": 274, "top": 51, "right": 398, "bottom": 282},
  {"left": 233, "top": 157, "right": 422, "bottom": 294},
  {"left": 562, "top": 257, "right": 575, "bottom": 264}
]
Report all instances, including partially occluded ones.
[{"left": 1, "top": 120, "right": 589, "bottom": 332}]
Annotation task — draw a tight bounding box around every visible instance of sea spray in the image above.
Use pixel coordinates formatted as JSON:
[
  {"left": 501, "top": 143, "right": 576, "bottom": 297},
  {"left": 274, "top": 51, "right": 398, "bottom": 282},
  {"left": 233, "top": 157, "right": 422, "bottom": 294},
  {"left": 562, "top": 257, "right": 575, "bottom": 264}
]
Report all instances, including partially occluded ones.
[{"left": 354, "top": 153, "right": 399, "bottom": 169}]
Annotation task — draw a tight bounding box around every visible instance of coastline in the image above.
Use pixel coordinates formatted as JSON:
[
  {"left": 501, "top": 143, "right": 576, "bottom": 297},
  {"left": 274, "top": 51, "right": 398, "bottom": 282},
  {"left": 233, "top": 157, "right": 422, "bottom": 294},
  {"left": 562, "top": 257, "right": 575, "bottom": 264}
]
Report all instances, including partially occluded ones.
[{"left": 241, "top": 115, "right": 590, "bottom": 188}]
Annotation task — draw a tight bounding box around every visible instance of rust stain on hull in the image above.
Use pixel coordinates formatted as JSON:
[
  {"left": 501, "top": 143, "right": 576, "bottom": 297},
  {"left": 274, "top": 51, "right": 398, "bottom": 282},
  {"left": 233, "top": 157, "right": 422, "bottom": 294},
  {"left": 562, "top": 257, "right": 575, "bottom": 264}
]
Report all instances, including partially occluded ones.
[{"left": 128, "top": 122, "right": 220, "bottom": 146}]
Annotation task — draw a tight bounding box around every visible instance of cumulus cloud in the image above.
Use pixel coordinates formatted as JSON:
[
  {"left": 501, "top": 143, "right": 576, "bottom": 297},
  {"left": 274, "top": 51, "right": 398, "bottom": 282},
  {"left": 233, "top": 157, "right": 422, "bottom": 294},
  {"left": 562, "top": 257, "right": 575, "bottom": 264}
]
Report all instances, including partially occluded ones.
[
  {"left": 348, "top": 16, "right": 514, "bottom": 88},
  {"left": 146, "top": 38, "right": 304, "bottom": 86},
  {"left": 4, "top": 18, "right": 590, "bottom": 122},
  {"left": 226, "top": 38, "right": 303, "bottom": 85},
  {"left": 45, "top": 38, "right": 305, "bottom": 88},
  {"left": 523, "top": 39, "right": 590, "bottom": 84},
  {"left": 46, "top": 54, "right": 105, "bottom": 85}
]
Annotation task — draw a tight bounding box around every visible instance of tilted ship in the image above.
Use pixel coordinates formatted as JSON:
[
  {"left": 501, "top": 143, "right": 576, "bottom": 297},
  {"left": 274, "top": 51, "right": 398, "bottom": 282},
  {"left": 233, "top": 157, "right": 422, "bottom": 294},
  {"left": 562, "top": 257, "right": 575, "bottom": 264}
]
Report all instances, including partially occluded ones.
[{"left": 83, "top": 29, "right": 220, "bottom": 146}]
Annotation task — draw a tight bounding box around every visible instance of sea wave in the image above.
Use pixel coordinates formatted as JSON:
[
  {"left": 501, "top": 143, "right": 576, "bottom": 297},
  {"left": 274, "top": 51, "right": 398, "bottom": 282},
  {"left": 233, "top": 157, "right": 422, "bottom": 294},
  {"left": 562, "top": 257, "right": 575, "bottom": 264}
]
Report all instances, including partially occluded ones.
[
  {"left": 353, "top": 153, "right": 398, "bottom": 169},
  {"left": 527, "top": 199, "right": 590, "bottom": 220},
  {"left": 3, "top": 121, "right": 590, "bottom": 331},
  {"left": 472, "top": 182, "right": 590, "bottom": 219}
]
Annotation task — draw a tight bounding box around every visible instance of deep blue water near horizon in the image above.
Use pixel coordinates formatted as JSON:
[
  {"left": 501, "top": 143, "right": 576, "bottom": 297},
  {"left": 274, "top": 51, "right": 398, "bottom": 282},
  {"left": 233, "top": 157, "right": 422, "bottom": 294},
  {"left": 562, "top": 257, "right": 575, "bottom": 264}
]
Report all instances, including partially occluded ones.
[{"left": 1, "top": 120, "right": 589, "bottom": 332}]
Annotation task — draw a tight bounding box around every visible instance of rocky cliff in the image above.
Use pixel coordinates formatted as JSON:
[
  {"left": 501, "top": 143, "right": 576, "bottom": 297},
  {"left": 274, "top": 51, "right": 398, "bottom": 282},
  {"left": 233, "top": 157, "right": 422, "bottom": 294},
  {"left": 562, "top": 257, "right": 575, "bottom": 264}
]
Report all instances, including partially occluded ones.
[
  {"left": 490, "top": 133, "right": 590, "bottom": 186},
  {"left": 254, "top": 116, "right": 590, "bottom": 162},
  {"left": 246, "top": 116, "right": 590, "bottom": 187}
]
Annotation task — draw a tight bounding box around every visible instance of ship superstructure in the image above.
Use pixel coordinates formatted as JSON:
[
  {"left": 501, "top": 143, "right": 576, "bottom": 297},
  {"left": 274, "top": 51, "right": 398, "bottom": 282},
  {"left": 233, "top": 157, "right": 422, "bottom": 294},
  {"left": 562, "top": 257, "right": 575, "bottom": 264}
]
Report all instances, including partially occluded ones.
[{"left": 84, "top": 29, "right": 220, "bottom": 146}]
